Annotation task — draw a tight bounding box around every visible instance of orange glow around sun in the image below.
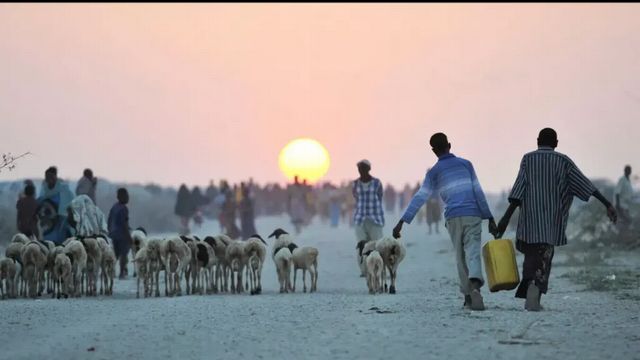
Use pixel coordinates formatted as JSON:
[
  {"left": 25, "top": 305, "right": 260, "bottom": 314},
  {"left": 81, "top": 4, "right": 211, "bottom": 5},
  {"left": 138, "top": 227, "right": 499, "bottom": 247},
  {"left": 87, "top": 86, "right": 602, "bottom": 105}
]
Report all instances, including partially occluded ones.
[{"left": 278, "top": 138, "right": 330, "bottom": 184}]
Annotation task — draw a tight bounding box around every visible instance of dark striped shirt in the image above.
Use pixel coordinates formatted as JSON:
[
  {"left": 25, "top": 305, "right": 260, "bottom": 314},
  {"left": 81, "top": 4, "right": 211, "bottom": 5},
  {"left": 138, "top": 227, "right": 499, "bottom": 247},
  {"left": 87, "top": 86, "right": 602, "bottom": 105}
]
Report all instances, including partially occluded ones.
[{"left": 508, "top": 147, "right": 596, "bottom": 246}]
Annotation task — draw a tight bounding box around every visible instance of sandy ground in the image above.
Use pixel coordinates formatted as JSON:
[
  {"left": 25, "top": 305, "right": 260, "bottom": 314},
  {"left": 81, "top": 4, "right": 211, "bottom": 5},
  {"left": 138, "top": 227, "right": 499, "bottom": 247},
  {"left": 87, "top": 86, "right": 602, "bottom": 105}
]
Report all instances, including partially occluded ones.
[{"left": 1, "top": 214, "right": 638, "bottom": 360}]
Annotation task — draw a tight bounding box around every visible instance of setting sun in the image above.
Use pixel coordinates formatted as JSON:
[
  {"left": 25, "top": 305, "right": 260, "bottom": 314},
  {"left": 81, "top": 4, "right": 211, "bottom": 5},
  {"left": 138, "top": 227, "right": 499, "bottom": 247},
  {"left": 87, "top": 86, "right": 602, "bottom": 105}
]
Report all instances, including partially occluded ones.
[{"left": 278, "top": 138, "right": 330, "bottom": 184}]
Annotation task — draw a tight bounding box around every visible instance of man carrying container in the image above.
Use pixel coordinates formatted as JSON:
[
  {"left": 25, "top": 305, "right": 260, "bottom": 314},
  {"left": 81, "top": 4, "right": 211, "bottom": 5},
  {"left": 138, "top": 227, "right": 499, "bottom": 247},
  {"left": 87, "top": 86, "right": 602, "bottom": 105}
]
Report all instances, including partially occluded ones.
[
  {"left": 393, "top": 133, "right": 498, "bottom": 311},
  {"left": 496, "top": 128, "right": 617, "bottom": 311}
]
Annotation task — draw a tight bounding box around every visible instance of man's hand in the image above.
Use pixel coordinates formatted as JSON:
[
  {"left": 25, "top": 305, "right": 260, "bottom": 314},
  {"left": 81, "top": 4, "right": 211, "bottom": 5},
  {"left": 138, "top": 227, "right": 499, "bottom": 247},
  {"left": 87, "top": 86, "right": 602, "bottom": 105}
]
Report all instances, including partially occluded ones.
[
  {"left": 488, "top": 218, "right": 498, "bottom": 238},
  {"left": 607, "top": 205, "right": 618, "bottom": 224},
  {"left": 392, "top": 221, "right": 403, "bottom": 239}
]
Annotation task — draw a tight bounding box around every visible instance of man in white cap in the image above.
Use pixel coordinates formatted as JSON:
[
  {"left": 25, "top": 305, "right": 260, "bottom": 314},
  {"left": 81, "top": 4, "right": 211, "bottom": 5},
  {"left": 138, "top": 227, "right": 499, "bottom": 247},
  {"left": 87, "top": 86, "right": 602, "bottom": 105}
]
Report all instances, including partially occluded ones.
[{"left": 353, "top": 159, "right": 385, "bottom": 276}]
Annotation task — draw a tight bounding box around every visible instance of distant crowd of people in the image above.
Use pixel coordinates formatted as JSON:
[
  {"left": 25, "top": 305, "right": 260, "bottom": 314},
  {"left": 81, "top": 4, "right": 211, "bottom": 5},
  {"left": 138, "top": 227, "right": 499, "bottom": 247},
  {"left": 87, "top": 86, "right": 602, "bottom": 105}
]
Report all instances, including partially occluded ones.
[{"left": 170, "top": 175, "right": 445, "bottom": 239}]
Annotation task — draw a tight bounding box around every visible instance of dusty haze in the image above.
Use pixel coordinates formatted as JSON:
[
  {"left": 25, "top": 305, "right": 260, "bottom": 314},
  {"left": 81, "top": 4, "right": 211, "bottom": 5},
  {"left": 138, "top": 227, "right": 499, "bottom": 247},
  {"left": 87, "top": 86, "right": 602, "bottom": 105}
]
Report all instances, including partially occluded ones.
[{"left": 1, "top": 4, "right": 639, "bottom": 190}]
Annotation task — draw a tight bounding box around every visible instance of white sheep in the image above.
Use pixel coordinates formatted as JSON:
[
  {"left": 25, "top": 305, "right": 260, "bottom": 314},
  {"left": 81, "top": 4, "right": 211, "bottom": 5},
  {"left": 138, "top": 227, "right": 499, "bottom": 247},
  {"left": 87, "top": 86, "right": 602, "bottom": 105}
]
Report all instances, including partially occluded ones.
[
  {"left": 194, "top": 239, "right": 217, "bottom": 295},
  {"left": 145, "top": 238, "right": 164, "bottom": 297},
  {"left": 20, "top": 241, "right": 49, "bottom": 298},
  {"left": 203, "top": 235, "right": 229, "bottom": 293},
  {"left": 79, "top": 237, "right": 102, "bottom": 296},
  {"left": 178, "top": 235, "right": 201, "bottom": 295},
  {"left": 130, "top": 228, "right": 147, "bottom": 278},
  {"left": 160, "top": 236, "right": 191, "bottom": 297},
  {"left": 96, "top": 236, "right": 115, "bottom": 296},
  {"left": 46, "top": 245, "right": 66, "bottom": 298},
  {"left": 287, "top": 243, "right": 319, "bottom": 293},
  {"left": 243, "top": 235, "right": 267, "bottom": 295},
  {"left": 268, "top": 229, "right": 295, "bottom": 293},
  {"left": 53, "top": 253, "right": 72, "bottom": 299},
  {"left": 133, "top": 246, "right": 150, "bottom": 298},
  {"left": 225, "top": 240, "right": 247, "bottom": 294},
  {"left": 365, "top": 250, "right": 384, "bottom": 294},
  {"left": 5, "top": 233, "right": 31, "bottom": 295},
  {"left": 375, "top": 236, "right": 406, "bottom": 294},
  {"left": 0, "top": 258, "right": 20, "bottom": 299},
  {"left": 63, "top": 239, "right": 88, "bottom": 298}
]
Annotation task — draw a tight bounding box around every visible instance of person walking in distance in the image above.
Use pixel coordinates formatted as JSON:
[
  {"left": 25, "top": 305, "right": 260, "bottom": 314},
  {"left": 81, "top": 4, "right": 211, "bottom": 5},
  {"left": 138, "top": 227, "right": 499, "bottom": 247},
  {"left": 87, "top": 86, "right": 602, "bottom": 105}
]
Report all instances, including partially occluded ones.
[
  {"left": 76, "top": 168, "right": 98, "bottom": 205},
  {"left": 614, "top": 165, "right": 633, "bottom": 234},
  {"left": 108, "top": 188, "right": 134, "bottom": 279},
  {"left": 352, "top": 160, "right": 385, "bottom": 276}
]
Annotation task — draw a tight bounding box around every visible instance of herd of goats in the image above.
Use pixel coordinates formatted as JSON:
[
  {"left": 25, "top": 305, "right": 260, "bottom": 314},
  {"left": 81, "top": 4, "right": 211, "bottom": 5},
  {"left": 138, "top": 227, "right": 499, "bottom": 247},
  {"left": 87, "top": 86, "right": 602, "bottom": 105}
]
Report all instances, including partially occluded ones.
[{"left": 0, "top": 228, "right": 406, "bottom": 300}]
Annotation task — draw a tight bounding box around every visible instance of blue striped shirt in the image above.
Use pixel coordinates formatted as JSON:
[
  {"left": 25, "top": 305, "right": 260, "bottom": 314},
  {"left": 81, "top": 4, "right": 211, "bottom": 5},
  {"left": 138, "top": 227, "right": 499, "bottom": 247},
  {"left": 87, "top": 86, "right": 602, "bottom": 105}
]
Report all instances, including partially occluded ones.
[{"left": 401, "top": 154, "right": 493, "bottom": 224}]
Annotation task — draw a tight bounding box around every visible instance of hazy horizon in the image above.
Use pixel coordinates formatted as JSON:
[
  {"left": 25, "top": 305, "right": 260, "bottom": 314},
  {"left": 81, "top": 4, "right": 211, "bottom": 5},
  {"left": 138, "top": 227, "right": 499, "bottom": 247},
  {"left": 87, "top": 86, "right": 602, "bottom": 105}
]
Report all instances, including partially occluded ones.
[{"left": 2, "top": 4, "right": 639, "bottom": 192}]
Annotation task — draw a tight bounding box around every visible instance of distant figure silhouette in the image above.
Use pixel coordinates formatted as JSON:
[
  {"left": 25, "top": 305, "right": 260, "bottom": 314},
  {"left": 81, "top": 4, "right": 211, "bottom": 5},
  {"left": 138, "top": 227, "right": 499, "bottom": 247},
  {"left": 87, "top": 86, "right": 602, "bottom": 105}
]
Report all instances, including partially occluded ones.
[
  {"left": 108, "top": 188, "right": 133, "bottom": 279},
  {"left": 287, "top": 176, "right": 308, "bottom": 234},
  {"left": 175, "top": 184, "right": 195, "bottom": 235},
  {"left": 614, "top": 165, "right": 633, "bottom": 231},
  {"left": 352, "top": 159, "right": 385, "bottom": 277},
  {"left": 239, "top": 183, "right": 257, "bottom": 240},
  {"left": 76, "top": 168, "right": 97, "bottom": 205}
]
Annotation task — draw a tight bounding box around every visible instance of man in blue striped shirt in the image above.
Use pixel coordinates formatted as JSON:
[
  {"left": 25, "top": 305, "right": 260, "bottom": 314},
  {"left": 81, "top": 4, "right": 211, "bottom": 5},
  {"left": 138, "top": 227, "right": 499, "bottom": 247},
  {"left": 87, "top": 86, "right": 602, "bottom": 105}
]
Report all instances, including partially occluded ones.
[
  {"left": 496, "top": 128, "right": 617, "bottom": 311},
  {"left": 393, "top": 133, "right": 498, "bottom": 311}
]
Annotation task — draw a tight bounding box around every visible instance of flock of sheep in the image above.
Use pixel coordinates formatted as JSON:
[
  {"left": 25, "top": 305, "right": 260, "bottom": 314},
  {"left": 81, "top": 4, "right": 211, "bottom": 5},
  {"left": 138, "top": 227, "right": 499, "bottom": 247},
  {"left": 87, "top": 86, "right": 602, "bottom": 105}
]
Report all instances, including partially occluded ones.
[
  {"left": 0, "top": 233, "right": 116, "bottom": 299},
  {"left": 0, "top": 227, "right": 406, "bottom": 300}
]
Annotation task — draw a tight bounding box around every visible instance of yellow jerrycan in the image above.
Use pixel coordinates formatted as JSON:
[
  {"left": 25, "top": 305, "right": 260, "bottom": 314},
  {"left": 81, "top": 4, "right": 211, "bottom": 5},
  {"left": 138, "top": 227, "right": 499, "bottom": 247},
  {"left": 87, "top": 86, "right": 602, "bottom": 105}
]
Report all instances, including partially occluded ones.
[{"left": 482, "top": 239, "right": 520, "bottom": 292}]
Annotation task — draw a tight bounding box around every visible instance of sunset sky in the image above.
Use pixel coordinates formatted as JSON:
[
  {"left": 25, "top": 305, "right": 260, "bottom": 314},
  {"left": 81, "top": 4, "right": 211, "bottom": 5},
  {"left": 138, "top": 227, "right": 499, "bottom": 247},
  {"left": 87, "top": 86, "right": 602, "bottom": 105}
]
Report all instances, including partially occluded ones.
[{"left": 1, "top": 4, "right": 639, "bottom": 192}]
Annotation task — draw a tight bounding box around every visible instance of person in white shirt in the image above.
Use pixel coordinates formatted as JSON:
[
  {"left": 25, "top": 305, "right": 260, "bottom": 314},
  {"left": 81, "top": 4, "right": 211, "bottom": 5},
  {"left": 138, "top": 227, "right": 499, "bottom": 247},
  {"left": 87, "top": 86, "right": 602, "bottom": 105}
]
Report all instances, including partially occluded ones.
[{"left": 614, "top": 165, "right": 633, "bottom": 225}]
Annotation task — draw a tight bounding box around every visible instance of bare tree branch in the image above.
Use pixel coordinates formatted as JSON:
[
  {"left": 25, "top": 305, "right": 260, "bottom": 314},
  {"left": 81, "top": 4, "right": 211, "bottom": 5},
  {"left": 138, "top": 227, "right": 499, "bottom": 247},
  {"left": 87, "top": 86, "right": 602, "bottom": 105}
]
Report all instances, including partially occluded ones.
[{"left": 0, "top": 152, "right": 32, "bottom": 173}]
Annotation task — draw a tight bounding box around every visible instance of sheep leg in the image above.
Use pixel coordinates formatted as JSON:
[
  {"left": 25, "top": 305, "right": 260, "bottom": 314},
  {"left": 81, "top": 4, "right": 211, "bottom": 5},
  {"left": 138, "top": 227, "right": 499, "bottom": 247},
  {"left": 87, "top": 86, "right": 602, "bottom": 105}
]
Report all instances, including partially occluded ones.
[
  {"left": 109, "top": 268, "right": 114, "bottom": 295},
  {"left": 51, "top": 275, "right": 56, "bottom": 299},
  {"left": 302, "top": 269, "right": 308, "bottom": 293},
  {"left": 276, "top": 265, "right": 284, "bottom": 294},
  {"left": 257, "top": 265, "right": 262, "bottom": 294},
  {"left": 132, "top": 250, "right": 137, "bottom": 278},
  {"left": 223, "top": 266, "right": 229, "bottom": 292},
  {"left": 100, "top": 269, "right": 104, "bottom": 295},
  {"left": 382, "top": 265, "right": 388, "bottom": 292},
  {"left": 285, "top": 267, "right": 292, "bottom": 293},
  {"left": 164, "top": 269, "right": 169, "bottom": 297},
  {"left": 205, "top": 268, "right": 211, "bottom": 294},
  {"left": 245, "top": 267, "right": 249, "bottom": 292},
  {"left": 292, "top": 268, "right": 297, "bottom": 293},
  {"left": 389, "top": 267, "right": 397, "bottom": 294},
  {"left": 175, "top": 272, "right": 182, "bottom": 296},
  {"left": 309, "top": 266, "right": 316, "bottom": 293},
  {"left": 252, "top": 266, "right": 258, "bottom": 294},
  {"left": 212, "top": 266, "right": 219, "bottom": 293},
  {"left": 185, "top": 266, "right": 191, "bottom": 295},
  {"left": 237, "top": 269, "right": 243, "bottom": 293},
  {"left": 313, "top": 262, "right": 318, "bottom": 292}
]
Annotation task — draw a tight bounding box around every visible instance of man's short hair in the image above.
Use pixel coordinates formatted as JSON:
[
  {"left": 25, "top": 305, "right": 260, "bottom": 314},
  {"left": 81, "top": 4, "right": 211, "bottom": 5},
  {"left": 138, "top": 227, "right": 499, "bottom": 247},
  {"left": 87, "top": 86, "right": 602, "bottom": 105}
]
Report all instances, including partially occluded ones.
[
  {"left": 117, "top": 188, "right": 128, "bottom": 198},
  {"left": 429, "top": 133, "right": 449, "bottom": 152},
  {"left": 24, "top": 184, "right": 35, "bottom": 197},
  {"left": 83, "top": 168, "right": 93, "bottom": 178},
  {"left": 537, "top": 128, "right": 558, "bottom": 146},
  {"left": 357, "top": 159, "right": 371, "bottom": 168},
  {"left": 45, "top": 166, "right": 57, "bottom": 176}
]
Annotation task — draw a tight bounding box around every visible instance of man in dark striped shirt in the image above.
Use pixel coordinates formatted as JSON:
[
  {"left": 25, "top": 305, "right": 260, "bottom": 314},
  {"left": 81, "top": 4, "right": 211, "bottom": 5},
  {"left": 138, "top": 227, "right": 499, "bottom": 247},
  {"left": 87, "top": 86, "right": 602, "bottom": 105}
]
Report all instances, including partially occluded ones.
[{"left": 496, "top": 128, "right": 617, "bottom": 311}]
